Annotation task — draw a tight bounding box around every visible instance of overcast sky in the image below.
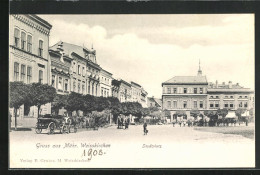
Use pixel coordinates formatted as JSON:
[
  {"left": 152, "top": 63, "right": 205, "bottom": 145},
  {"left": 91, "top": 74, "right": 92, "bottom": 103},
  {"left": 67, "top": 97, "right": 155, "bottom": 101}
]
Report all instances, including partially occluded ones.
[{"left": 39, "top": 14, "right": 254, "bottom": 98}]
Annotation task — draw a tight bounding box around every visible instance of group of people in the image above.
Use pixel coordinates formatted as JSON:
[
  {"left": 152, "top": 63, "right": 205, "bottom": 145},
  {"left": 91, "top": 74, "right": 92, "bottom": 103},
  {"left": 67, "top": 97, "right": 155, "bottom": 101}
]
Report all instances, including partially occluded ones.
[{"left": 117, "top": 115, "right": 130, "bottom": 129}]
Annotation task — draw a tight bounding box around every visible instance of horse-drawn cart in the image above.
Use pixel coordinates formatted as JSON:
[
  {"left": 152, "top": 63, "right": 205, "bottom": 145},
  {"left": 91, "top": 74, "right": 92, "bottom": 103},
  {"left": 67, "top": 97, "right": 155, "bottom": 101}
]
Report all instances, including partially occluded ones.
[{"left": 35, "top": 115, "right": 76, "bottom": 134}]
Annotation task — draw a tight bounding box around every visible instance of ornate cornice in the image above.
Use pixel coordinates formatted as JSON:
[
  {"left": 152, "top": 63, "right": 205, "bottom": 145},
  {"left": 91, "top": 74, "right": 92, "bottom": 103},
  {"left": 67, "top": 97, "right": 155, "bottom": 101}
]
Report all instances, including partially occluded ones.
[{"left": 12, "top": 15, "right": 51, "bottom": 36}]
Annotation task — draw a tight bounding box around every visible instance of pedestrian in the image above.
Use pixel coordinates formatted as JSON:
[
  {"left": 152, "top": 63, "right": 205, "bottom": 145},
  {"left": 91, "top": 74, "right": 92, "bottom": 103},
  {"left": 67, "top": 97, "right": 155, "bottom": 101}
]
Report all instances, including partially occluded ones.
[
  {"left": 143, "top": 122, "right": 148, "bottom": 135},
  {"left": 117, "top": 115, "right": 121, "bottom": 129}
]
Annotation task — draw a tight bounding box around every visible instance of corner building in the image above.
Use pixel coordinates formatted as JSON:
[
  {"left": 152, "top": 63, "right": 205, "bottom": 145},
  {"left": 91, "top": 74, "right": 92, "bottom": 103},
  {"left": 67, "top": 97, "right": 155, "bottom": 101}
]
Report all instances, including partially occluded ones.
[
  {"left": 162, "top": 64, "right": 254, "bottom": 122},
  {"left": 9, "top": 15, "right": 52, "bottom": 121}
]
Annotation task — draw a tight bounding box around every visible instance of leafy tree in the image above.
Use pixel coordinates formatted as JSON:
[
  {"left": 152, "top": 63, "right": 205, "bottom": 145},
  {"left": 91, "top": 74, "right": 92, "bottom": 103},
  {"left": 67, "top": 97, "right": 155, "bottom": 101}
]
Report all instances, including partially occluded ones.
[
  {"left": 65, "top": 92, "right": 84, "bottom": 116},
  {"left": 141, "top": 108, "right": 150, "bottom": 117},
  {"left": 235, "top": 108, "right": 246, "bottom": 118},
  {"left": 28, "top": 83, "right": 56, "bottom": 118},
  {"left": 95, "top": 96, "right": 110, "bottom": 112},
  {"left": 148, "top": 106, "right": 159, "bottom": 113},
  {"left": 9, "top": 82, "right": 30, "bottom": 130},
  {"left": 52, "top": 94, "right": 68, "bottom": 115},
  {"left": 82, "top": 94, "right": 96, "bottom": 114}
]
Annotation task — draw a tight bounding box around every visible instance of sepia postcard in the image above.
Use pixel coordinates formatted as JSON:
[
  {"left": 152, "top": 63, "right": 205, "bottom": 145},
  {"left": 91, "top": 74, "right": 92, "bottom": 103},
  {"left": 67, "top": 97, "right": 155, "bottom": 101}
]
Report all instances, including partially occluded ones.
[{"left": 9, "top": 14, "right": 255, "bottom": 168}]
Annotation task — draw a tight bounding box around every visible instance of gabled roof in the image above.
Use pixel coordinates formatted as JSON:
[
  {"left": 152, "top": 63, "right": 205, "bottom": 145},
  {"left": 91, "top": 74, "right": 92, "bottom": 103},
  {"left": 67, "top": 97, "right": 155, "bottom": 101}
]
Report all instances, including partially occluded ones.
[
  {"left": 162, "top": 76, "right": 208, "bottom": 85},
  {"left": 50, "top": 41, "right": 96, "bottom": 59},
  {"left": 147, "top": 97, "right": 162, "bottom": 107}
]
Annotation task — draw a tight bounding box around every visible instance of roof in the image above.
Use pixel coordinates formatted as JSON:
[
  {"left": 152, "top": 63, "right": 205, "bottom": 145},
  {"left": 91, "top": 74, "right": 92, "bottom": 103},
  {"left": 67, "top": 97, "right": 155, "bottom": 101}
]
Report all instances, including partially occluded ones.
[
  {"left": 162, "top": 76, "right": 208, "bottom": 85},
  {"left": 28, "top": 15, "right": 52, "bottom": 29},
  {"left": 154, "top": 98, "right": 162, "bottom": 107},
  {"left": 131, "top": 81, "right": 142, "bottom": 88},
  {"left": 50, "top": 41, "right": 96, "bottom": 59}
]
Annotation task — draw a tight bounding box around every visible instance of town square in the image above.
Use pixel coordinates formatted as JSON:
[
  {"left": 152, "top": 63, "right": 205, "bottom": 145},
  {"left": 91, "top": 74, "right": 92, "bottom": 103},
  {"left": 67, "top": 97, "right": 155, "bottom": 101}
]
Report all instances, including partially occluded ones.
[{"left": 9, "top": 14, "right": 255, "bottom": 168}]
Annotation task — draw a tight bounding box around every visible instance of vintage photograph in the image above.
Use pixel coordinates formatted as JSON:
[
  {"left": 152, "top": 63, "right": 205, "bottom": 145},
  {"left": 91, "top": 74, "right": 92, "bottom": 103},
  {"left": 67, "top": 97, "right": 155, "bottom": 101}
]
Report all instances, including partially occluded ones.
[{"left": 9, "top": 14, "right": 255, "bottom": 168}]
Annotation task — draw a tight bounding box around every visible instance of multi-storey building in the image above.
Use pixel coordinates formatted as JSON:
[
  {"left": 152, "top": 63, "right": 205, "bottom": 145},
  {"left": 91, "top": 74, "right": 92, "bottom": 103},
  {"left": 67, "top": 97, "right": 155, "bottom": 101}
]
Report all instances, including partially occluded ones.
[
  {"left": 140, "top": 88, "right": 148, "bottom": 108},
  {"left": 9, "top": 14, "right": 52, "bottom": 121},
  {"left": 49, "top": 43, "right": 72, "bottom": 95},
  {"left": 119, "top": 79, "right": 132, "bottom": 103},
  {"left": 162, "top": 63, "right": 254, "bottom": 122},
  {"left": 131, "top": 81, "right": 142, "bottom": 103},
  {"left": 100, "top": 68, "right": 113, "bottom": 97},
  {"left": 50, "top": 41, "right": 100, "bottom": 96}
]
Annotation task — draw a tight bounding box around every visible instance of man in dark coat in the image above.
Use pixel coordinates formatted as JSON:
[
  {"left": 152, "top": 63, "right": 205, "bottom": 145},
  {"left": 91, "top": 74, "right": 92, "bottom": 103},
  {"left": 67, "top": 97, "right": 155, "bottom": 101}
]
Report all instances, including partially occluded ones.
[{"left": 143, "top": 122, "right": 148, "bottom": 135}]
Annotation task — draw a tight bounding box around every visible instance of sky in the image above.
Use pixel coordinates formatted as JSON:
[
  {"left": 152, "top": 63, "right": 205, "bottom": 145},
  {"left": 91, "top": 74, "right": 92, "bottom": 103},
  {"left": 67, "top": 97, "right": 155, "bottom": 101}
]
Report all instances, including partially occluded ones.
[{"left": 38, "top": 14, "right": 254, "bottom": 98}]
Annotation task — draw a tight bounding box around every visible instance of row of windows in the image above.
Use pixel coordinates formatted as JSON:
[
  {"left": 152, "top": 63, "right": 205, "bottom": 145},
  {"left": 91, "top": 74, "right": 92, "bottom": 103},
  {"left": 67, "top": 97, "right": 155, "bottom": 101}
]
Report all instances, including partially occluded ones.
[
  {"left": 210, "top": 95, "right": 248, "bottom": 99},
  {"left": 101, "top": 76, "right": 111, "bottom": 85},
  {"left": 14, "top": 62, "right": 33, "bottom": 83},
  {"left": 14, "top": 28, "right": 43, "bottom": 57},
  {"left": 167, "top": 101, "right": 204, "bottom": 109},
  {"left": 166, "top": 87, "right": 204, "bottom": 94},
  {"left": 101, "top": 87, "right": 110, "bottom": 97},
  {"left": 51, "top": 75, "right": 69, "bottom": 92}
]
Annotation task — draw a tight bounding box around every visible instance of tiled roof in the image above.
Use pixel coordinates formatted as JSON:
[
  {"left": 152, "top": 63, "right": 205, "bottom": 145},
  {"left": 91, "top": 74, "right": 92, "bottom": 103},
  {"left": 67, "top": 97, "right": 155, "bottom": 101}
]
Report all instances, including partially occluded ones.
[
  {"left": 163, "top": 76, "right": 207, "bottom": 84},
  {"left": 50, "top": 41, "right": 95, "bottom": 59}
]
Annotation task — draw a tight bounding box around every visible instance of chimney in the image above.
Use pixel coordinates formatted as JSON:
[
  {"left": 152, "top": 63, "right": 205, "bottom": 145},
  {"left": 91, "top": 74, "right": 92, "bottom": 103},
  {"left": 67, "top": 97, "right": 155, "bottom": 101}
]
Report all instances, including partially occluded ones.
[
  {"left": 228, "top": 81, "right": 232, "bottom": 88},
  {"left": 216, "top": 80, "right": 218, "bottom": 88}
]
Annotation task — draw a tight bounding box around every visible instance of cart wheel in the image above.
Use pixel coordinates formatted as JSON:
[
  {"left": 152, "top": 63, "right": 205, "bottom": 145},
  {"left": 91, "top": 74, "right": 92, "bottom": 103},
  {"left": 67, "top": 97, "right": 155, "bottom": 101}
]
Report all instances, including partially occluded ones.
[
  {"left": 48, "top": 122, "right": 55, "bottom": 135},
  {"left": 35, "top": 128, "right": 42, "bottom": 134}
]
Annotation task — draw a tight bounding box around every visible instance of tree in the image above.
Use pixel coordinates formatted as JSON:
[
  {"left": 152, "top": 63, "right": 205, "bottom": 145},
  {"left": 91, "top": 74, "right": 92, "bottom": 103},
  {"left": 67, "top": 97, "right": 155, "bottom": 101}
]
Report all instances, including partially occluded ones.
[
  {"left": 141, "top": 108, "right": 150, "bottom": 117},
  {"left": 9, "top": 82, "right": 30, "bottom": 130},
  {"left": 28, "top": 83, "right": 56, "bottom": 118},
  {"left": 82, "top": 94, "right": 96, "bottom": 114},
  {"left": 52, "top": 94, "right": 68, "bottom": 115},
  {"left": 148, "top": 106, "right": 159, "bottom": 113},
  {"left": 66, "top": 92, "right": 85, "bottom": 116},
  {"left": 95, "top": 96, "right": 110, "bottom": 112}
]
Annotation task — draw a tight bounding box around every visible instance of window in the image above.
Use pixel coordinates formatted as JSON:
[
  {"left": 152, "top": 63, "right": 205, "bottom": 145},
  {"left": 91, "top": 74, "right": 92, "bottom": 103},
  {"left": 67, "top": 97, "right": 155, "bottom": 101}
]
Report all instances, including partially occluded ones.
[
  {"left": 78, "top": 82, "right": 81, "bottom": 93},
  {"left": 82, "top": 84, "right": 85, "bottom": 94},
  {"left": 96, "top": 84, "right": 98, "bottom": 96},
  {"left": 167, "top": 87, "right": 171, "bottom": 94},
  {"left": 244, "top": 102, "right": 248, "bottom": 108},
  {"left": 14, "top": 62, "right": 19, "bottom": 81},
  {"left": 184, "top": 88, "right": 187, "bottom": 94},
  {"left": 14, "top": 28, "right": 20, "bottom": 47},
  {"left": 230, "top": 96, "right": 233, "bottom": 99},
  {"left": 173, "top": 101, "right": 177, "bottom": 108},
  {"left": 199, "top": 101, "right": 203, "bottom": 108},
  {"left": 21, "top": 64, "right": 26, "bottom": 82},
  {"left": 27, "top": 67, "right": 32, "bottom": 83},
  {"left": 88, "top": 81, "right": 90, "bottom": 94},
  {"left": 101, "top": 89, "right": 103, "bottom": 96},
  {"left": 38, "top": 40, "right": 43, "bottom": 57},
  {"left": 239, "top": 102, "right": 243, "bottom": 107},
  {"left": 239, "top": 96, "right": 242, "bottom": 98},
  {"left": 200, "top": 88, "right": 203, "bottom": 94},
  {"left": 78, "top": 65, "right": 81, "bottom": 75},
  {"left": 210, "top": 103, "right": 214, "bottom": 108},
  {"left": 225, "top": 96, "right": 228, "bottom": 98},
  {"left": 73, "top": 80, "right": 76, "bottom": 91},
  {"left": 215, "top": 101, "right": 219, "bottom": 108},
  {"left": 194, "top": 101, "right": 197, "bottom": 108},
  {"left": 224, "top": 103, "right": 228, "bottom": 108},
  {"left": 245, "top": 96, "right": 248, "bottom": 98},
  {"left": 216, "top": 96, "right": 219, "bottom": 99},
  {"left": 183, "top": 101, "right": 187, "bottom": 108},
  {"left": 51, "top": 75, "right": 55, "bottom": 87},
  {"left": 210, "top": 96, "right": 213, "bottom": 98},
  {"left": 21, "top": 32, "right": 26, "bottom": 50},
  {"left": 82, "top": 67, "right": 85, "bottom": 76},
  {"left": 58, "top": 77, "right": 62, "bottom": 90},
  {"left": 167, "top": 101, "right": 171, "bottom": 108},
  {"left": 39, "top": 70, "right": 43, "bottom": 84},
  {"left": 27, "top": 35, "right": 32, "bottom": 53},
  {"left": 194, "top": 88, "right": 197, "bottom": 94},
  {"left": 230, "top": 103, "right": 234, "bottom": 108},
  {"left": 73, "top": 62, "right": 76, "bottom": 73},
  {"left": 92, "top": 83, "right": 94, "bottom": 95}
]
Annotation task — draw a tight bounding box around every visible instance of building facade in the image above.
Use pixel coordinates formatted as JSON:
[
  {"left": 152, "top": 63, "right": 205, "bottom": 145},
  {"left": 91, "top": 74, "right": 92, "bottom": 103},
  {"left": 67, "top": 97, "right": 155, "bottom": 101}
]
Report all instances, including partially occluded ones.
[
  {"left": 140, "top": 88, "right": 148, "bottom": 108},
  {"left": 50, "top": 41, "right": 100, "bottom": 96},
  {"left": 162, "top": 64, "right": 254, "bottom": 122},
  {"left": 131, "top": 81, "right": 142, "bottom": 103},
  {"left": 119, "top": 80, "right": 132, "bottom": 103},
  {"left": 9, "top": 14, "right": 52, "bottom": 121},
  {"left": 100, "top": 68, "right": 113, "bottom": 97}
]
